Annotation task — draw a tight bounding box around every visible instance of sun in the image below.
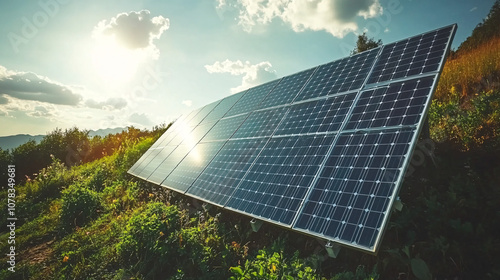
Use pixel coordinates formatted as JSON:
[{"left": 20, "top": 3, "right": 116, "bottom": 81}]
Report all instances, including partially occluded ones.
[{"left": 91, "top": 36, "right": 141, "bottom": 83}]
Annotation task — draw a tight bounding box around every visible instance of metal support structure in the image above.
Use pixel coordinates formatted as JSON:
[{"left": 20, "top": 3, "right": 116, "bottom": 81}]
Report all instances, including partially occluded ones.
[
  {"left": 250, "top": 219, "right": 263, "bottom": 232},
  {"left": 420, "top": 116, "right": 430, "bottom": 140},
  {"left": 393, "top": 196, "right": 403, "bottom": 212},
  {"left": 325, "top": 241, "right": 341, "bottom": 258},
  {"left": 202, "top": 203, "right": 212, "bottom": 212}
]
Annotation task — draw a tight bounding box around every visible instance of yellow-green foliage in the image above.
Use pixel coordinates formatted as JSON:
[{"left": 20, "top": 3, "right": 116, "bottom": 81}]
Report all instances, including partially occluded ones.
[{"left": 436, "top": 37, "right": 500, "bottom": 101}]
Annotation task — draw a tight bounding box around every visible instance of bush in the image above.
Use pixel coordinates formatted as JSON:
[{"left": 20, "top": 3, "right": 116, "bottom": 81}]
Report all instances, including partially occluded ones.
[
  {"left": 60, "top": 184, "right": 102, "bottom": 233},
  {"left": 117, "top": 202, "right": 181, "bottom": 278},
  {"left": 229, "top": 240, "right": 325, "bottom": 280},
  {"left": 25, "top": 156, "right": 70, "bottom": 202},
  {"left": 429, "top": 90, "right": 500, "bottom": 150}
]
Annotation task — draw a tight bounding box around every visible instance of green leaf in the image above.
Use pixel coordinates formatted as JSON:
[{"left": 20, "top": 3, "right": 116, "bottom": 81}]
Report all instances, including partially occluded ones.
[
  {"left": 402, "top": 246, "right": 410, "bottom": 259},
  {"left": 230, "top": 266, "right": 245, "bottom": 276},
  {"left": 411, "top": 258, "right": 432, "bottom": 280}
]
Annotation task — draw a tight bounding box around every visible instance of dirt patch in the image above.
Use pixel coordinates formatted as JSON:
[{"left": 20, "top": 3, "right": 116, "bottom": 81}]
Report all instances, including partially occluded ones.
[{"left": 21, "top": 238, "right": 55, "bottom": 265}]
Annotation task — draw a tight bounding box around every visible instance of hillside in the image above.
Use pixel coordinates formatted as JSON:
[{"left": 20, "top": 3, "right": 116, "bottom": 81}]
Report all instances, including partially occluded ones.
[{"left": 1, "top": 4, "right": 500, "bottom": 280}]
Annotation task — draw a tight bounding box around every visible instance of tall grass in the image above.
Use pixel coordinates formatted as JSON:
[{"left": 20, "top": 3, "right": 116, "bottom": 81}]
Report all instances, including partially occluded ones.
[{"left": 436, "top": 37, "right": 500, "bottom": 101}]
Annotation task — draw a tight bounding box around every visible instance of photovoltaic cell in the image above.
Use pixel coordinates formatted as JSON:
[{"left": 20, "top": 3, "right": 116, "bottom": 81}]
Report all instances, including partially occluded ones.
[
  {"left": 188, "top": 99, "right": 221, "bottom": 126},
  {"left": 161, "top": 141, "right": 225, "bottom": 192},
  {"left": 226, "top": 135, "right": 336, "bottom": 225},
  {"left": 346, "top": 77, "right": 435, "bottom": 130},
  {"left": 293, "top": 48, "right": 379, "bottom": 102},
  {"left": 367, "top": 25, "right": 454, "bottom": 84},
  {"left": 137, "top": 145, "right": 177, "bottom": 181},
  {"left": 163, "top": 124, "right": 196, "bottom": 147},
  {"left": 224, "top": 80, "right": 280, "bottom": 118},
  {"left": 129, "top": 24, "right": 456, "bottom": 253},
  {"left": 187, "top": 138, "right": 268, "bottom": 206},
  {"left": 231, "top": 107, "right": 288, "bottom": 139},
  {"left": 146, "top": 145, "right": 194, "bottom": 184},
  {"left": 187, "top": 121, "right": 218, "bottom": 144},
  {"left": 274, "top": 93, "right": 356, "bottom": 136},
  {"left": 128, "top": 133, "right": 169, "bottom": 174},
  {"left": 258, "top": 68, "right": 316, "bottom": 109},
  {"left": 129, "top": 114, "right": 190, "bottom": 174},
  {"left": 199, "top": 91, "right": 245, "bottom": 124},
  {"left": 294, "top": 129, "right": 414, "bottom": 249},
  {"left": 201, "top": 114, "right": 248, "bottom": 142}
]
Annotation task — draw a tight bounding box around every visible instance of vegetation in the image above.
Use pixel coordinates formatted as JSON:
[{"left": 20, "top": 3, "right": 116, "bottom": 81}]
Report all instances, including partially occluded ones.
[
  {"left": 351, "top": 33, "right": 382, "bottom": 55},
  {"left": 1, "top": 2, "right": 500, "bottom": 279}
]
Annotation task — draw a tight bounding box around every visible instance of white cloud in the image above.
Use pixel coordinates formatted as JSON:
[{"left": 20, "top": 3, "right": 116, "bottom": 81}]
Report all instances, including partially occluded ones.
[
  {"left": 85, "top": 97, "right": 127, "bottom": 110},
  {"left": 470, "top": 7, "right": 477, "bottom": 12},
  {"left": 182, "top": 100, "right": 193, "bottom": 107},
  {"left": 93, "top": 10, "right": 169, "bottom": 59},
  {"left": 0, "top": 65, "right": 82, "bottom": 106},
  {"left": 0, "top": 94, "right": 8, "bottom": 105},
  {"left": 129, "top": 112, "right": 153, "bottom": 126},
  {"left": 217, "top": 0, "right": 383, "bottom": 38},
  {"left": 205, "top": 59, "right": 277, "bottom": 93},
  {"left": 0, "top": 107, "right": 8, "bottom": 117},
  {"left": 27, "top": 105, "right": 57, "bottom": 118},
  {"left": 1, "top": 97, "right": 60, "bottom": 121}
]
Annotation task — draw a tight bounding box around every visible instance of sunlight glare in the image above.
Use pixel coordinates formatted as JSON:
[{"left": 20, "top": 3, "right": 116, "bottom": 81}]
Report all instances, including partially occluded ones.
[
  {"left": 91, "top": 36, "right": 141, "bottom": 83},
  {"left": 177, "top": 120, "right": 202, "bottom": 163}
]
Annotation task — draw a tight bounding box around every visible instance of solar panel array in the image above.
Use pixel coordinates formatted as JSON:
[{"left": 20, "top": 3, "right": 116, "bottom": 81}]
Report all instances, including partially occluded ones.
[{"left": 129, "top": 24, "right": 456, "bottom": 253}]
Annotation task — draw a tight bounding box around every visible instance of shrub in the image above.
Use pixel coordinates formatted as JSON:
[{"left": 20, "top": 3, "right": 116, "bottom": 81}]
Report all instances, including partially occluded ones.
[
  {"left": 116, "top": 202, "right": 181, "bottom": 277},
  {"left": 229, "top": 240, "right": 326, "bottom": 280},
  {"left": 25, "top": 156, "right": 70, "bottom": 202},
  {"left": 60, "top": 184, "right": 102, "bottom": 233},
  {"left": 429, "top": 90, "right": 500, "bottom": 150},
  {"left": 102, "top": 180, "right": 139, "bottom": 213},
  {"left": 86, "top": 163, "right": 113, "bottom": 192}
]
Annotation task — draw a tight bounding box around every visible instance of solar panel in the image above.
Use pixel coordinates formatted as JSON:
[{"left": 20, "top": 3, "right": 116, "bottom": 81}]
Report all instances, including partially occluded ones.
[
  {"left": 231, "top": 107, "right": 289, "bottom": 139},
  {"left": 188, "top": 138, "right": 268, "bottom": 206},
  {"left": 346, "top": 76, "right": 435, "bottom": 130},
  {"left": 367, "top": 25, "right": 454, "bottom": 84},
  {"left": 199, "top": 91, "right": 245, "bottom": 124},
  {"left": 226, "top": 134, "right": 336, "bottom": 225},
  {"left": 258, "top": 68, "right": 316, "bottom": 108},
  {"left": 274, "top": 92, "right": 356, "bottom": 136},
  {"left": 293, "top": 47, "right": 379, "bottom": 102},
  {"left": 161, "top": 141, "right": 226, "bottom": 192},
  {"left": 129, "top": 24, "right": 456, "bottom": 253},
  {"left": 224, "top": 80, "right": 280, "bottom": 117},
  {"left": 294, "top": 129, "right": 414, "bottom": 249},
  {"left": 200, "top": 114, "right": 248, "bottom": 142}
]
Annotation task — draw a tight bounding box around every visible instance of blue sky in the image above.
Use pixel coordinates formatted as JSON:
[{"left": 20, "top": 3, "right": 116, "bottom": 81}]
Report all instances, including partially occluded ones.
[{"left": 0, "top": 0, "right": 494, "bottom": 136}]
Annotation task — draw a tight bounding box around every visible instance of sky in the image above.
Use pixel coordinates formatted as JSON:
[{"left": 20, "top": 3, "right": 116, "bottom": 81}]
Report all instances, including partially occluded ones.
[{"left": 0, "top": 0, "right": 495, "bottom": 136}]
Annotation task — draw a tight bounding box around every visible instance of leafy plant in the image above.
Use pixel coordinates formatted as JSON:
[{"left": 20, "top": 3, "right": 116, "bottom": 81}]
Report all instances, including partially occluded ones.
[
  {"left": 229, "top": 239, "right": 327, "bottom": 280},
  {"left": 60, "top": 183, "right": 102, "bottom": 233},
  {"left": 116, "top": 202, "right": 181, "bottom": 277}
]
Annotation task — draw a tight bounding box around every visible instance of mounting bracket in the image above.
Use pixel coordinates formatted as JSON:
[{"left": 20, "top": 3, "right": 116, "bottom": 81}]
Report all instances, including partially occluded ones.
[
  {"left": 325, "top": 241, "right": 341, "bottom": 258},
  {"left": 393, "top": 196, "right": 403, "bottom": 212},
  {"left": 202, "top": 203, "right": 212, "bottom": 212},
  {"left": 250, "top": 219, "right": 263, "bottom": 232}
]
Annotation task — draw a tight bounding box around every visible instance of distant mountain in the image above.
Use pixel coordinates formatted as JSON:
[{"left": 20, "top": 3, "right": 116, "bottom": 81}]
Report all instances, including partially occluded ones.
[
  {"left": 0, "top": 134, "right": 45, "bottom": 151},
  {"left": 88, "top": 127, "right": 126, "bottom": 138},
  {"left": 0, "top": 127, "right": 126, "bottom": 150}
]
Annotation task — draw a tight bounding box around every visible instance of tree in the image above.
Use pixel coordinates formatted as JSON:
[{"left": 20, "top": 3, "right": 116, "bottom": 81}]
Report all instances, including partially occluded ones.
[
  {"left": 351, "top": 32, "right": 382, "bottom": 55},
  {"left": 12, "top": 139, "right": 42, "bottom": 179},
  {"left": 39, "top": 128, "right": 66, "bottom": 162},
  {"left": 0, "top": 147, "right": 13, "bottom": 189}
]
